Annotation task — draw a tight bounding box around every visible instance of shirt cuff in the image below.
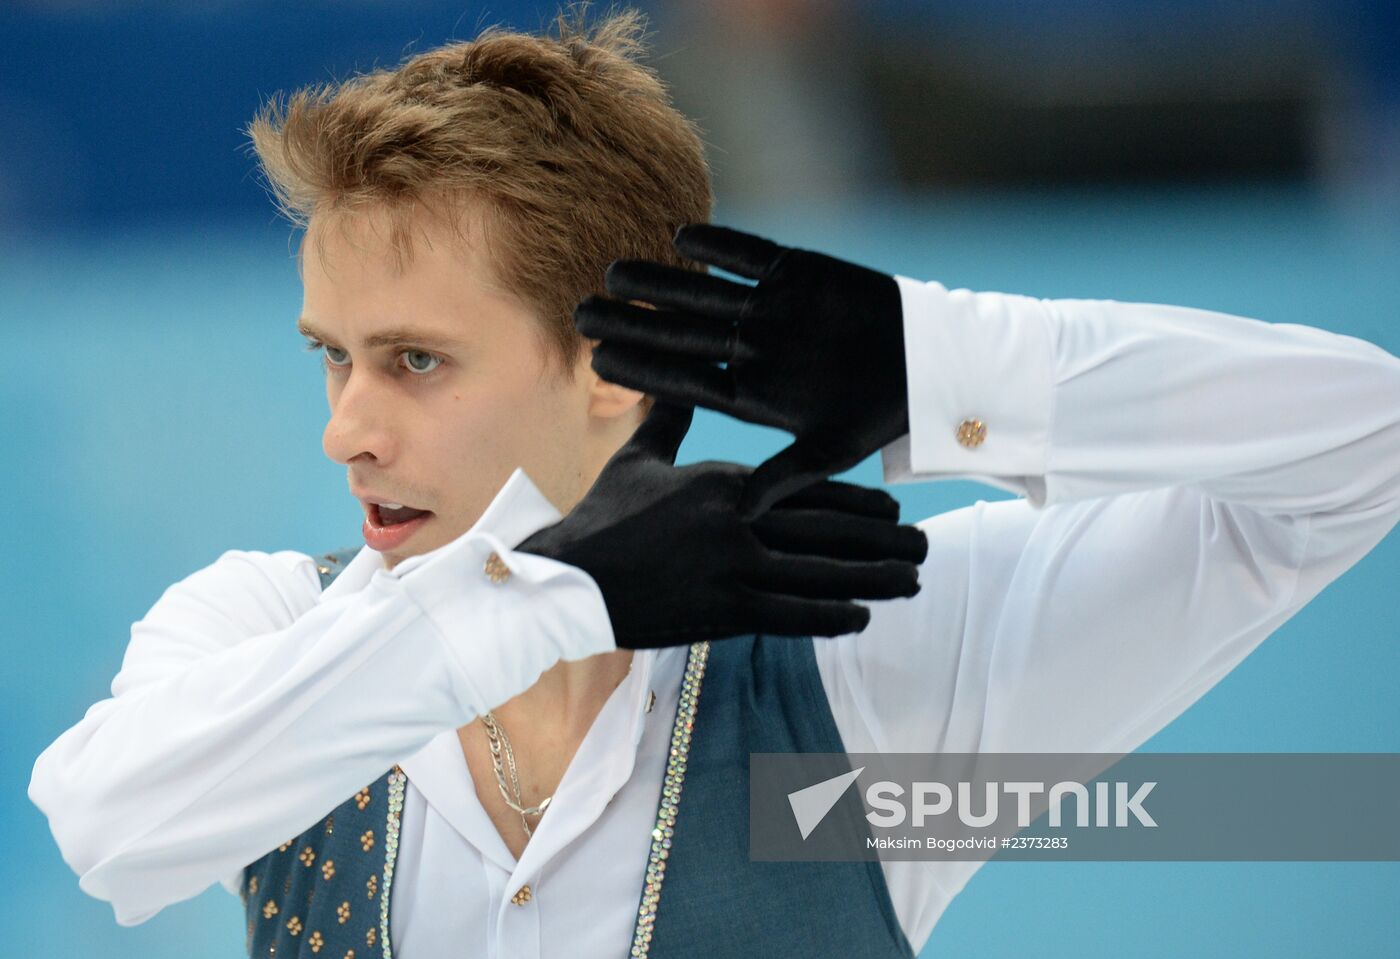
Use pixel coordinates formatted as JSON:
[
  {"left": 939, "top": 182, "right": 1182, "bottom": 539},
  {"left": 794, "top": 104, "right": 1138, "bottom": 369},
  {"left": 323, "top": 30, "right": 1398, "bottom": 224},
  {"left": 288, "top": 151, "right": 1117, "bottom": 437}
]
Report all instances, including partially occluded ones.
[
  {"left": 879, "top": 275, "right": 1056, "bottom": 507},
  {"left": 384, "top": 468, "right": 617, "bottom": 711}
]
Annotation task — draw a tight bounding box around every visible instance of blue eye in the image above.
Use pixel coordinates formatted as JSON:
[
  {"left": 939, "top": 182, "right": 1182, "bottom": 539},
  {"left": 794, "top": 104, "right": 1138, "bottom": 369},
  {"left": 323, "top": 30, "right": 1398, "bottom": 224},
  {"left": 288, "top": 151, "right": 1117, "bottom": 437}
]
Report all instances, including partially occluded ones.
[{"left": 402, "top": 350, "right": 442, "bottom": 374}]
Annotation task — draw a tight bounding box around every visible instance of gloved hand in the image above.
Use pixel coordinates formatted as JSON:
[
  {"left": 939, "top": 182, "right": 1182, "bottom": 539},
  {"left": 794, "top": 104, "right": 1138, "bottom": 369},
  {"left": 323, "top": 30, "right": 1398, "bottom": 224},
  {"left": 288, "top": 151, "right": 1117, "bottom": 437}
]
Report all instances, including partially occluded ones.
[
  {"left": 575, "top": 224, "right": 908, "bottom": 520},
  {"left": 516, "top": 402, "right": 927, "bottom": 650}
]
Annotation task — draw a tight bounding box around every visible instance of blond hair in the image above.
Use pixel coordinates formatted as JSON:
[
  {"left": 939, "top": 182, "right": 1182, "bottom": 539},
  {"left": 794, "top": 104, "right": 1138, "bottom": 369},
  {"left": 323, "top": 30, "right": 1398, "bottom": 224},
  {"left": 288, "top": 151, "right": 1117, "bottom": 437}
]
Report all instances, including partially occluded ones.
[{"left": 245, "top": 6, "right": 712, "bottom": 379}]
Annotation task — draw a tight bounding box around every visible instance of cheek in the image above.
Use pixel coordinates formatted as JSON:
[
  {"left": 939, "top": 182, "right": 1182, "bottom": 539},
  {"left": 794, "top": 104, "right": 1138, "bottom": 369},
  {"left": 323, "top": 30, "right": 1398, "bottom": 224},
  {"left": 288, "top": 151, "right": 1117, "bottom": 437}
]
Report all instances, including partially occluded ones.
[
  {"left": 426, "top": 360, "right": 586, "bottom": 512},
  {"left": 436, "top": 390, "right": 522, "bottom": 473}
]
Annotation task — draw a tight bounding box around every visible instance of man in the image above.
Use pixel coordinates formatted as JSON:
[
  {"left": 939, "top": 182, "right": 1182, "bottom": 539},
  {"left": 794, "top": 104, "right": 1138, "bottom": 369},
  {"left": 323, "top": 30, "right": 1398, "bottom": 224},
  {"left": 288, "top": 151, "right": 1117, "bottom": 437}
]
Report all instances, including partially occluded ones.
[
  {"left": 30, "top": 12, "right": 926, "bottom": 957},
  {"left": 30, "top": 10, "right": 1400, "bottom": 959}
]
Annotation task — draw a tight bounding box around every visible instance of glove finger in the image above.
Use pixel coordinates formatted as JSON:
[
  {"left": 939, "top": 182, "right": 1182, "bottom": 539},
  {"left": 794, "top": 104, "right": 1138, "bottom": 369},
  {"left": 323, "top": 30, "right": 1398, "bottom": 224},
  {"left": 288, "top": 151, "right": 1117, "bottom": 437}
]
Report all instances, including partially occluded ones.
[
  {"left": 621, "top": 401, "right": 694, "bottom": 465},
  {"left": 771, "top": 479, "right": 900, "bottom": 522},
  {"left": 740, "top": 439, "right": 838, "bottom": 521},
  {"left": 751, "top": 510, "right": 930, "bottom": 565},
  {"left": 592, "top": 341, "right": 742, "bottom": 419},
  {"left": 605, "top": 259, "right": 752, "bottom": 319},
  {"left": 575, "top": 296, "right": 739, "bottom": 363},
  {"left": 742, "top": 590, "right": 872, "bottom": 638},
  {"left": 673, "top": 223, "right": 786, "bottom": 281},
  {"left": 748, "top": 553, "right": 920, "bottom": 602}
]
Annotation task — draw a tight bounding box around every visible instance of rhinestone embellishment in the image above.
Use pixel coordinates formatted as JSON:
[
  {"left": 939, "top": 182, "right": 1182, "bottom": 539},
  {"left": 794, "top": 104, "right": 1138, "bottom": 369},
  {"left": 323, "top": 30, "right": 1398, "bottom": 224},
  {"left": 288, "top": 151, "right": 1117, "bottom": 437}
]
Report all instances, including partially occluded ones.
[
  {"left": 484, "top": 551, "right": 511, "bottom": 583},
  {"left": 955, "top": 417, "right": 987, "bottom": 448},
  {"left": 378, "top": 765, "right": 405, "bottom": 958},
  {"left": 629, "top": 641, "right": 710, "bottom": 958}
]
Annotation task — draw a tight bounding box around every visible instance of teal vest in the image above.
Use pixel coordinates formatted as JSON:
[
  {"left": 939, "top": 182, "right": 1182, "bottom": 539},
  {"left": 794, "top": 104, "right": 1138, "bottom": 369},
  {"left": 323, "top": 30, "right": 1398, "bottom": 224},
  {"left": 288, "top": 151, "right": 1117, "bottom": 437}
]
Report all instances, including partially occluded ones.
[{"left": 241, "top": 548, "right": 913, "bottom": 958}]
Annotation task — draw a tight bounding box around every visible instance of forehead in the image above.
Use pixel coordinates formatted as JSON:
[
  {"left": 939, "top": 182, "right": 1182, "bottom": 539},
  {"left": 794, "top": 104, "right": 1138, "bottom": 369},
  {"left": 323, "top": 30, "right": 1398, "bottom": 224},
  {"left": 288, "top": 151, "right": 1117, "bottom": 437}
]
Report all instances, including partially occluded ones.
[
  {"left": 297, "top": 200, "right": 533, "bottom": 336},
  {"left": 299, "top": 200, "right": 489, "bottom": 283}
]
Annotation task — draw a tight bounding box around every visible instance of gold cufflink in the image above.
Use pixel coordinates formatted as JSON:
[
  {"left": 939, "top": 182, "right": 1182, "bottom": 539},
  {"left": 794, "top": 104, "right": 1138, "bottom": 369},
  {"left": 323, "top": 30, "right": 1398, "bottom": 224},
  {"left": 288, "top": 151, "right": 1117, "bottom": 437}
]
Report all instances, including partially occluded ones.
[
  {"left": 484, "top": 552, "right": 511, "bottom": 584},
  {"left": 955, "top": 417, "right": 987, "bottom": 448}
]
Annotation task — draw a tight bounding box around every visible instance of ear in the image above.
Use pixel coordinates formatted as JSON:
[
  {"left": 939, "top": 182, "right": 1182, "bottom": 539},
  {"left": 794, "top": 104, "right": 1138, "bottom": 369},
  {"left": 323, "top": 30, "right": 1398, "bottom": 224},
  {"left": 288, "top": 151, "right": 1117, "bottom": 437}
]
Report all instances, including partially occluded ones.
[{"left": 578, "top": 341, "right": 646, "bottom": 421}]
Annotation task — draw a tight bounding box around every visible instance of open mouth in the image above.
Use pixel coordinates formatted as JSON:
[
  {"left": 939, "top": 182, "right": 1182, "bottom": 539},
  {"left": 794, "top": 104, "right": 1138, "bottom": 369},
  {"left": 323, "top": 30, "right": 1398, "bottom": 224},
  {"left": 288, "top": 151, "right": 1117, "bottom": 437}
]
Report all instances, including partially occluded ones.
[
  {"left": 362, "top": 500, "right": 435, "bottom": 552},
  {"left": 369, "top": 502, "right": 433, "bottom": 527}
]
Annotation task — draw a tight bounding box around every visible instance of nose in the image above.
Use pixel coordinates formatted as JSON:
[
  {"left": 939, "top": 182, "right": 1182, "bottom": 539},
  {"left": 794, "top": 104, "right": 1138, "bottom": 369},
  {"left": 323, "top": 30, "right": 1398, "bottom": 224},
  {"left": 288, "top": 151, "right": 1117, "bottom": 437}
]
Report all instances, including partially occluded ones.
[{"left": 322, "top": 370, "right": 399, "bottom": 466}]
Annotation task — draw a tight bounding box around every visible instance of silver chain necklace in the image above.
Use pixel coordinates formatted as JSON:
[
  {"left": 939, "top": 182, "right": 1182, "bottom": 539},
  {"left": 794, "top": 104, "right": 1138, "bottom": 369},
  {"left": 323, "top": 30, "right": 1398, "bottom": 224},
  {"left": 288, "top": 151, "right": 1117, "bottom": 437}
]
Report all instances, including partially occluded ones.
[
  {"left": 481, "top": 711, "right": 551, "bottom": 837},
  {"left": 479, "top": 653, "right": 644, "bottom": 838}
]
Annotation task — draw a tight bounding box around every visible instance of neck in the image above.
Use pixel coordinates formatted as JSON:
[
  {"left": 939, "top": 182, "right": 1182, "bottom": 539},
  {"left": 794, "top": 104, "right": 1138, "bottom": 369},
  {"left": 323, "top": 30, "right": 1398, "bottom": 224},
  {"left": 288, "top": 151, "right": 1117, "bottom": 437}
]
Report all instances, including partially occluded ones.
[{"left": 489, "top": 647, "right": 636, "bottom": 739}]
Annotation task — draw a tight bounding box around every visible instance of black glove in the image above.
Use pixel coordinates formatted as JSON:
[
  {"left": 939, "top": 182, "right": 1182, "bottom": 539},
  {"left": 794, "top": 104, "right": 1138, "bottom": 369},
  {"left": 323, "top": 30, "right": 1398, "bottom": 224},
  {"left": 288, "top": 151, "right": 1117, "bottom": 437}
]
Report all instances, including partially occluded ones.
[
  {"left": 575, "top": 224, "right": 908, "bottom": 520},
  {"left": 516, "top": 402, "right": 927, "bottom": 650}
]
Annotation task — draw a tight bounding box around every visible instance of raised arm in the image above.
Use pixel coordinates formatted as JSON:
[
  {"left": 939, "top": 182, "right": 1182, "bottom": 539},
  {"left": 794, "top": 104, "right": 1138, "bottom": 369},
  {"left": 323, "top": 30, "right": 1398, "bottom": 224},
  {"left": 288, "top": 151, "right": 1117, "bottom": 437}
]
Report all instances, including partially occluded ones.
[
  {"left": 30, "top": 402, "right": 926, "bottom": 925},
  {"left": 840, "top": 280, "right": 1400, "bottom": 758},
  {"left": 580, "top": 223, "right": 1400, "bottom": 759},
  {"left": 27, "top": 469, "right": 614, "bottom": 926}
]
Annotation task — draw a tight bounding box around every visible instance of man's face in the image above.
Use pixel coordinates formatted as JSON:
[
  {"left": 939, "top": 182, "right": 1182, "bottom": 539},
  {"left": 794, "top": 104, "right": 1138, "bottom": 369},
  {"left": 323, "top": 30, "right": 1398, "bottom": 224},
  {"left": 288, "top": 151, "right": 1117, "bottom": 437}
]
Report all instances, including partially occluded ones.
[{"left": 298, "top": 205, "right": 597, "bottom": 569}]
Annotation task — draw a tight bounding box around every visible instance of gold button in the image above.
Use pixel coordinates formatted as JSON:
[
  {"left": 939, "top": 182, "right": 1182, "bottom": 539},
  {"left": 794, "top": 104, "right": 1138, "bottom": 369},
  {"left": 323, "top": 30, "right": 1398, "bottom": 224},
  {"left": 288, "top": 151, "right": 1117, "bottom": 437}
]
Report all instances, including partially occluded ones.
[
  {"left": 510, "top": 884, "right": 533, "bottom": 905},
  {"left": 484, "top": 552, "right": 511, "bottom": 584},
  {"left": 955, "top": 418, "right": 987, "bottom": 448}
]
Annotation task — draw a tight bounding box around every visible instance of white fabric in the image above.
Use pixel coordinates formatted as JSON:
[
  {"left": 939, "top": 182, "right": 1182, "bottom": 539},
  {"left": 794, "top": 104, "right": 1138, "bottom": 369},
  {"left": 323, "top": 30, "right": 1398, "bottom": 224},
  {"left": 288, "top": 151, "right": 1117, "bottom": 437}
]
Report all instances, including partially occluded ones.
[{"left": 29, "top": 279, "right": 1400, "bottom": 957}]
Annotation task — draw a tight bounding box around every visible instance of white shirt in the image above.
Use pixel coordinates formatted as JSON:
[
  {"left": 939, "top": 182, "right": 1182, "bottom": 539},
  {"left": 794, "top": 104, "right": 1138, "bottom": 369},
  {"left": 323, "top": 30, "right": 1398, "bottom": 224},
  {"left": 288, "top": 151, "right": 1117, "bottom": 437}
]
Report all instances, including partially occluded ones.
[{"left": 29, "top": 277, "right": 1400, "bottom": 957}]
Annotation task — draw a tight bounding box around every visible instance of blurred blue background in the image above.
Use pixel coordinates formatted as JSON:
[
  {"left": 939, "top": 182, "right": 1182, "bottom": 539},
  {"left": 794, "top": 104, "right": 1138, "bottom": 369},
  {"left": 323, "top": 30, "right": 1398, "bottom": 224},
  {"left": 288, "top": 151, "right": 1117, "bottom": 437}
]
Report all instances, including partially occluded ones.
[{"left": 3, "top": 1, "right": 1398, "bottom": 957}]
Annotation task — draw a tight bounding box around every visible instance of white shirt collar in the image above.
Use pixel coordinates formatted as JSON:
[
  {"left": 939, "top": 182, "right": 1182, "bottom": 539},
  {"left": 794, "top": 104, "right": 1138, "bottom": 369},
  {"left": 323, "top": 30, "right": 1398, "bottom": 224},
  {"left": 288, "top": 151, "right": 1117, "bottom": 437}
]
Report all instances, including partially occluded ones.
[{"left": 318, "top": 466, "right": 564, "bottom": 600}]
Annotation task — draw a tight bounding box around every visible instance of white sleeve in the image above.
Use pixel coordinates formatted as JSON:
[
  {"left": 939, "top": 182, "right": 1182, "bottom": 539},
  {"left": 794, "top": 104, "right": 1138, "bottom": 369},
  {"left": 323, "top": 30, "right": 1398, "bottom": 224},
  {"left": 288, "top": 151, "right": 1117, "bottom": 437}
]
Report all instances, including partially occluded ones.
[
  {"left": 27, "top": 467, "right": 614, "bottom": 927},
  {"left": 816, "top": 280, "right": 1400, "bottom": 952},
  {"left": 858, "top": 275, "right": 1400, "bottom": 752}
]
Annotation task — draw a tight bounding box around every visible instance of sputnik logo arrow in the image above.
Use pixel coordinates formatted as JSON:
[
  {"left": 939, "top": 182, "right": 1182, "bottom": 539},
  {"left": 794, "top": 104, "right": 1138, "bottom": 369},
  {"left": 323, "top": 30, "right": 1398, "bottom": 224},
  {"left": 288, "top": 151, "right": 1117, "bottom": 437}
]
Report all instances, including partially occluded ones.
[{"left": 787, "top": 766, "right": 865, "bottom": 840}]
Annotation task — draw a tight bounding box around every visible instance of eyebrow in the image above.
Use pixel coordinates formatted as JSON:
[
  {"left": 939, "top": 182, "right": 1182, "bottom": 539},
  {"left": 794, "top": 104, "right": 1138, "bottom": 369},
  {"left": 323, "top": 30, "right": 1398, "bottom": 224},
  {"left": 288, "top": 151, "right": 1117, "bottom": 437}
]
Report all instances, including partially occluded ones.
[{"left": 297, "top": 319, "right": 465, "bottom": 351}]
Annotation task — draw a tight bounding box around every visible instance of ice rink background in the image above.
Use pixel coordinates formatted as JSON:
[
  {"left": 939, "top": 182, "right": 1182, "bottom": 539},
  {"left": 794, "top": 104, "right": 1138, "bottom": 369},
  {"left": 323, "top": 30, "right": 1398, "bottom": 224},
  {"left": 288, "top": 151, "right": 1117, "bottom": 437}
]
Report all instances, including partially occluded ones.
[{"left": 4, "top": 2, "right": 1399, "bottom": 957}]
